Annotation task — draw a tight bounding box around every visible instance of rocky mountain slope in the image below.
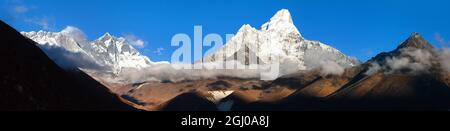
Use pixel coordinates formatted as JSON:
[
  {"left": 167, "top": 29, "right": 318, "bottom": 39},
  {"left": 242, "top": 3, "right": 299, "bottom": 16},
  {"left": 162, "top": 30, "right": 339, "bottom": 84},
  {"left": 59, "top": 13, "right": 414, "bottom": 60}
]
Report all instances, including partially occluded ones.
[{"left": 203, "top": 9, "right": 358, "bottom": 71}]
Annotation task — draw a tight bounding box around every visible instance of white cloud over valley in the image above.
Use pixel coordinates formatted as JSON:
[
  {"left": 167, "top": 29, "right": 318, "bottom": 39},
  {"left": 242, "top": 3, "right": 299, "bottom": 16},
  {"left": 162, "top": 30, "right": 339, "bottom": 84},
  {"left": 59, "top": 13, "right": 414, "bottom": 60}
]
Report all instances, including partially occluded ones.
[{"left": 124, "top": 34, "right": 146, "bottom": 48}]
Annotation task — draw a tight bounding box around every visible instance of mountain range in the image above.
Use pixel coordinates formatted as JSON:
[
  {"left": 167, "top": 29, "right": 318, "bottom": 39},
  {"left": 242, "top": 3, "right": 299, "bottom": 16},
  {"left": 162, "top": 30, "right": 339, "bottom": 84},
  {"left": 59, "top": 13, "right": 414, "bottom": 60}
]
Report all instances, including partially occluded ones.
[
  {"left": 22, "top": 9, "right": 357, "bottom": 82},
  {"left": 203, "top": 9, "right": 358, "bottom": 71},
  {"left": 0, "top": 20, "right": 137, "bottom": 110},
  {"left": 21, "top": 30, "right": 155, "bottom": 74},
  {"left": 1, "top": 9, "right": 449, "bottom": 111}
]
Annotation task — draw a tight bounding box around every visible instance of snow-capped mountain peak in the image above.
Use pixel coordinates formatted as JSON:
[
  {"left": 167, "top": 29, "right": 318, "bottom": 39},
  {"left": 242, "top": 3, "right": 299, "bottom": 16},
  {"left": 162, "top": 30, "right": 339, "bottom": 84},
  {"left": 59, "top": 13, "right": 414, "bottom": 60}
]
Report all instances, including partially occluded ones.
[
  {"left": 21, "top": 29, "right": 154, "bottom": 74},
  {"left": 95, "top": 32, "right": 124, "bottom": 48},
  {"left": 261, "top": 9, "right": 301, "bottom": 37},
  {"left": 238, "top": 24, "right": 254, "bottom": 32},
  {"left": 203, "top": 9, "right": 358, "bottom": 76},
  {"left": 21, "top": 30, "right": 86, "bottom": 53},
  {"left": 236, "top": 24, "right": 259, "bottom": 36}
]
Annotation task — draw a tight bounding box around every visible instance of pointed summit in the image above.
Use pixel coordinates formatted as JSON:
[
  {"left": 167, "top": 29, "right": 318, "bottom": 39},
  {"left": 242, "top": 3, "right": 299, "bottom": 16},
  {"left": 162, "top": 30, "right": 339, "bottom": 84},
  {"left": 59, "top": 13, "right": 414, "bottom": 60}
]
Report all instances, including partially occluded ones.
[
  {"left": 103, "top": 32, "right": 112, "bottom": 37},
  {"left": 22, "top": 28, "right": 154, "bottom": 75},
  {"left": 270, "top": 9, "right": 294, "bottom": 24},
  {"left": 261, "top": 9, "right": 301, "bottom": 36},
  {"left": 237, "top": 24, "right": 257, "bottom": 34},
  {"left": 99, "top": 32, "right": 113, "bottom": 41},
  {"left": 396, "top": 32, "right": 434, "bottom": 51},
  {"left": 0, "top": 20, "right": 136, "bottom": 110}
]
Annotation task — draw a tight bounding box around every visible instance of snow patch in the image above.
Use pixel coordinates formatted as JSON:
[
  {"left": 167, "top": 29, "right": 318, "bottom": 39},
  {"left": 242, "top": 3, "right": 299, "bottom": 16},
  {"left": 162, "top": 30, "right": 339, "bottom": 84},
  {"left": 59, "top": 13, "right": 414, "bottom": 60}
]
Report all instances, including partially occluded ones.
[{"left": 206, "top": 91, "right": 234, "bottom": 103}]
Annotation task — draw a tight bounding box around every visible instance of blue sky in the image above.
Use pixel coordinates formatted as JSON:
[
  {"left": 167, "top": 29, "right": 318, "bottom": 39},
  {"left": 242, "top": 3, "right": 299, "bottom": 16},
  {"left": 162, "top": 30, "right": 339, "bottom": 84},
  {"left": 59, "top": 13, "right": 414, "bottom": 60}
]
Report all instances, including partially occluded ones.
[{"left": 1, "top": 0, "right": 449, "bottom": 62}]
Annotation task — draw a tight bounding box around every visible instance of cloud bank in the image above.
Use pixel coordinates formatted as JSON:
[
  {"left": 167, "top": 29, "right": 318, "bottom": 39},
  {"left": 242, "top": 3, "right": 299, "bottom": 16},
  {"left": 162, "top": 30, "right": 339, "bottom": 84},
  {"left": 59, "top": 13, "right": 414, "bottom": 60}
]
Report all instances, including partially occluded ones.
[
  {"left": 365, "top": 47, "right": 450, "bottom": 75},
  {"left": 114, "top": 61, "right": 268, "bottom": 83},
  {"left": 304, "top": 49, "right": 350, "bottom": 76},
  {"left": 111, "top": 58, "right": 351, "bottom": 84}
]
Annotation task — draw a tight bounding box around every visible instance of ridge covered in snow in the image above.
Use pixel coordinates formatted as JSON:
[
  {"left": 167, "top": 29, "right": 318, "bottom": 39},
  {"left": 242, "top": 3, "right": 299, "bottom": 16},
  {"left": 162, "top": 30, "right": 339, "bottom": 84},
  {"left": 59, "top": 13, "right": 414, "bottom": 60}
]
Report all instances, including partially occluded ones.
[
  {"left": 20, "top": 9, "right": 359, "bottom": 83},
  {"left": 203, "top": 9, "right": 358, "bottom": 73},
  {"left": 21, "top": 29, "right": 154, "bottom": 74}
]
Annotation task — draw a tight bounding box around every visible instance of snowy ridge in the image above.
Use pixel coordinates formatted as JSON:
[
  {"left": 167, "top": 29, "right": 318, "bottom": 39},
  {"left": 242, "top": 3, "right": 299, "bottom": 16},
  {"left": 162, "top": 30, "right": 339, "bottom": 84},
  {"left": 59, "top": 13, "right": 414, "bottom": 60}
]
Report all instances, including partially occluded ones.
[
  {"left": 23, "top": 30, "right": 87, "bottom": 53},
  {"left": 261, "top": 9, "right": 301, "bottom": 36},
  {"left": 206, "top": 91, "right": 234, "bottom": 103},
  {"left": 20, "top": 9, "right": 358, "bottom": 84}
]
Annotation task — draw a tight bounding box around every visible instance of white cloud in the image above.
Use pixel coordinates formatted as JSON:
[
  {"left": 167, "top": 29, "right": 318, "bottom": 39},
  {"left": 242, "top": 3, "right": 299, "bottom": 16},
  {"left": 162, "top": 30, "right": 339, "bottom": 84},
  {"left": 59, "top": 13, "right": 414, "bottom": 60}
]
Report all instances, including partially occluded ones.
[
  {"left": 383, "top": 48, "right": 431, "bottom": 74},
  {"left": 361, "top": 48, "right": 374, "bottom": 57},
  {"left": 435, "top": 33, "right": 450, "bottom": 47},
  {"left": 33, "top": 25, "right": 105, "bottom": 70},
  {"left": 385, "top": 56, "right": 428, "bottom": 73},
  {"left": 365, "top": 62, "right": 381, "bottom": 75},
  {"left": 438, "top": 48, "right": 450, "bottom": 72},
  {"left": 14, "top": 5, "right": 28, "bottom": 14},
  {"left": 432, "top": 34, "right": 450, "bottom": 73},
  {"left": 124, "top": 34, "right": 146, "bottom": 48},
  {"left": 28, "top": 17, "right": 51, "bottom": 30},
  {"left": 5, "top": 1, "right": 53, "bottom": 30},
  {"left": 111, "top": 58, "right": 344, "bottom": 83},
  {"left": 301, "top": 49, "right": 353, "bottom": 76},
  {"left": 319, "top": 60, "right": 345, "bottom": 76},
  {"left": 61, "top": 26, "right": 87, "bottom": 43},
  {"left": 153, "top": 47, "right": 164, "bottom": 55},
  {"left": 115, "top": 61, "right": 267, "bottom": 83}
]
